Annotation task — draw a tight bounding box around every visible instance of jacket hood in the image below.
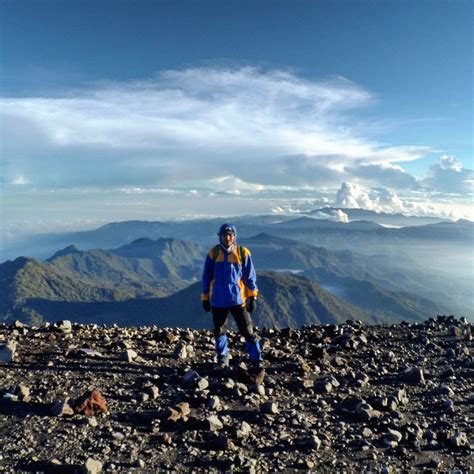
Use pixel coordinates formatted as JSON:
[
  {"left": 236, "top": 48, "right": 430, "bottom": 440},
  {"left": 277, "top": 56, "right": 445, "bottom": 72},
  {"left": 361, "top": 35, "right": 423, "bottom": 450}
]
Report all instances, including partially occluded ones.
[{"left": 217, "top": 223, "right": 237, "bottom": 239}]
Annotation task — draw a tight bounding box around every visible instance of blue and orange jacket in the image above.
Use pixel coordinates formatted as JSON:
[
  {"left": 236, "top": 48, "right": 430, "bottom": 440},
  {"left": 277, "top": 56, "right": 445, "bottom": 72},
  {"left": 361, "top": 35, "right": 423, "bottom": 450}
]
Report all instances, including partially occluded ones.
[{"left": 201, "top": 244, "right": 259, "bottom": 308}]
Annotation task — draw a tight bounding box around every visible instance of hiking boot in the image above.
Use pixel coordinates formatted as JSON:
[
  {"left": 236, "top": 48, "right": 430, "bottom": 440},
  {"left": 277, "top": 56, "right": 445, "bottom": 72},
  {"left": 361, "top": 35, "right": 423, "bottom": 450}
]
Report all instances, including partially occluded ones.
[{"left": 253, "top": 363, "right": 265, "bottom": 385}]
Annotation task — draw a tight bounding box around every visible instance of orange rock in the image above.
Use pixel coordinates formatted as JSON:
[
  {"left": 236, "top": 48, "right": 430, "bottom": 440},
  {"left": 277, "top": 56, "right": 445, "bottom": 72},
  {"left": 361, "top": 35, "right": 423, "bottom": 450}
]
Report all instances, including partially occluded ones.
[{"left": 73, "top": 389, "right": 108, "bottom": 416}]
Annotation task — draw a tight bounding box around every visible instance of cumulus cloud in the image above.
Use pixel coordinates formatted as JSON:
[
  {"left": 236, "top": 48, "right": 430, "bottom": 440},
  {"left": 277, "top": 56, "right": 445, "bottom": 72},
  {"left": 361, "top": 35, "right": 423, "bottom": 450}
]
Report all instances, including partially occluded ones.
[
  {"left": 422, "top": 155, "right": 474, "bottom": 194},
  {"left": 312, "top": 208, "right": 349, "bottom": 223},
  {"left": 335, "top": 182, "right": 375, "bottom": 209},
  {"left": 332, "top": 180, "right": 472, "bottom": 219},
  {"left": 335, "top": 181, "right": 416, "bottom": 214},
  {"left": 1, "top": 66, "right": 428, "bottom": 188},
  {"left": 345, "top": 162, "right": 419, "bottom": 189}
]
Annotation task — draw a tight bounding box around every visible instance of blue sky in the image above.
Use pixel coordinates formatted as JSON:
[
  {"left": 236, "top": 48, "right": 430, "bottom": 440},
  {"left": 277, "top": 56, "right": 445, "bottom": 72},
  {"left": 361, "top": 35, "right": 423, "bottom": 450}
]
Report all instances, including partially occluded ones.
[{"left": 0, "top": 0, "right": 472, "bottom": 241}]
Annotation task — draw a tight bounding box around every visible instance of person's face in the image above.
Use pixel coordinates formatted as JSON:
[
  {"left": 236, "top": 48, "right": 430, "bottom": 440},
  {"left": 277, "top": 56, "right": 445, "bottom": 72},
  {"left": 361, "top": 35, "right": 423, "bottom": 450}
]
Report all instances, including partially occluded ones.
[{"left": 220, "top": 231, "right": 235, "bottom": 248}]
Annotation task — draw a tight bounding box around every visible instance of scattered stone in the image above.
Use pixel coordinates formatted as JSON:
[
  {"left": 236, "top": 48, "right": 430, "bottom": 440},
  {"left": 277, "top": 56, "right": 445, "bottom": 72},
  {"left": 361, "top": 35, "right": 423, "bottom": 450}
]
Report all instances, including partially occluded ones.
[
  {"left": 55, "top": 320, "right": 72, "bottom": 334},
  {"left": 448, "top": 432, "right": 468, "bottom": 449},
  {"left": 112, "top": 432, "right": 125, "bottom": 442},
  {"left": 78, "top": 348, "right": 104, "bottom": 358},
  {"left": 166, "top": 402, "right": 190, "bottom": 422},
  {"left": 208, "top": 395, "right": 221, "bottom": 410},
  {"left": 206, "top": 415, "right": 224, "bottom": 431},
  {"left": 251, "top": 384, "right": 266, "bottom": 396},
  {"left": 73, "top": 389, "right": 108, "bottom": 416},
  {"left": 295, "top": 435, "right": 321, "bottom": 450},
  {"left": 88, "top": 417, "right": 99, "bottom": 427},
  {"left": 51, "top": 399, "right": 74, "bottom": 416},
  {"left": 147, "top": 385, "right": 160, "bottom": 399},
  {"left": 196, "top": 377, "right": 209, "bottom": 391},
  {"left": 0, "top": 341, "right": 16, "bottom": 363},
  {"left": 315, "top": 380, "right": 333, "bottom": 393},
  {"left": 236, "top": 421, "right": 252, "bottom": 438},
  {"left": 173, "top": 342, "right": 188, "bottom": 359},
  {"left": 385, "top": 428, "right": 403, "bottom": 443},
  {"left": 398, "top": 366, "right": 425, "bottom": 385},
  {"left": 83, "top": 457, "right": 103, "bottom": 474},
  {"left": 260, "top": 402, "right": 279, "bottom": 414},
  {"left": 0, "top": 317, "right": 471, "bottom": 472},
  {"left": 120, "top": 349, "right": 138, "bottom": 362}
]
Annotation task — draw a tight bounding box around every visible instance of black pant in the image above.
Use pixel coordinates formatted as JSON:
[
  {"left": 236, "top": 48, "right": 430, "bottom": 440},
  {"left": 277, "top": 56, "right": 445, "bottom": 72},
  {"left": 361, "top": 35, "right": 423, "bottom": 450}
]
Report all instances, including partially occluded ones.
[{"left": 212, "top": 304, "right": 256, "bottom": 342}]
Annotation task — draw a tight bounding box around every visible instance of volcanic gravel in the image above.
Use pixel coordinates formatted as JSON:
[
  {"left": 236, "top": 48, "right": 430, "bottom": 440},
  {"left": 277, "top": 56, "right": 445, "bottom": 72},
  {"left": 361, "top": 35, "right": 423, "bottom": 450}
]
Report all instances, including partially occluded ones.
[{"left": 0, "top": 315, "right": 472, "bottom": 472}]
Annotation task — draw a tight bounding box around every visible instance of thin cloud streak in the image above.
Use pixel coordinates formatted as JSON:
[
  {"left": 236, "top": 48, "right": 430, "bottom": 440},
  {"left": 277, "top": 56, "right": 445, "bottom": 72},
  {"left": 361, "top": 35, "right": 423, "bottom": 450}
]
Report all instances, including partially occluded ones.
[{"left": 1, "top": 67, "right": 430, "bottom": 189}]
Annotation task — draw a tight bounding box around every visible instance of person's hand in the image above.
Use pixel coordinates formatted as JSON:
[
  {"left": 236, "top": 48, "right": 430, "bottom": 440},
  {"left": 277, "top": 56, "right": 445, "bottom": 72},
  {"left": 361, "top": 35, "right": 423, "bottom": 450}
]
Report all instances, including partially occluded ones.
[
  {"left": 246, "top": 297, "right": 257, "bottom": 313},
  {"left": 202, "top": 300, "right": 211, "bottom": 312}
]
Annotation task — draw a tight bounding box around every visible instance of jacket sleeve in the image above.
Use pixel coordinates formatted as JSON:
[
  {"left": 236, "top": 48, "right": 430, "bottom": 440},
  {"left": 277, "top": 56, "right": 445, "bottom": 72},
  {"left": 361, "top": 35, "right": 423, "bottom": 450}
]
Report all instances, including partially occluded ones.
[
  {"left": 242, "top": 250, "right": 258, "bottom": 298},
  {"left": 201, "top": 251, "right": 214, "bottom": 301}
]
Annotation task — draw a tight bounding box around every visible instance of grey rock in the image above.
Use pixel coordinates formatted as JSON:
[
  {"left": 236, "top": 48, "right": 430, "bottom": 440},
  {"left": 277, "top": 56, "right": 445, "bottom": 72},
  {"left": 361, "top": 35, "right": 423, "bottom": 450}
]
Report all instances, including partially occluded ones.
[
  {"left": 182, "top": 370, "right": 200, "bottom": 386},
  {"left": 222, "top": 378, "right": 235, "bottom": 389},
  {"left": 236, "top": 421, "right": 252, "bottom": 439},
  {"left": 356, "top": 402, "right": 382, "bottom": 422},
  {"left": 295, "top": 435, "right": 321, "bottom": 450},
  {"left": 251, "top": 384, "right": 265, "bottom": 396},
  {"left": 391, "top": 388, "right": 409, "bottom": 405},
  {"left": 82, "top": 458, "right": 103, "bottom": 474},
  {"left": 173, "top": 342, "right": 188, "bottom": 359},
  {"left": 112, "top": 432, "right": 125, "bottom": 442},
  {"left": 208, "top": 395, "right": 221, "bottom": 410},
  {"left": 385, "top": 428, "right": 403, "bottom": 442},
  {"left": 0, "top": 342, "right": 16, "bottom": 363},
  {"left": 120, "top": 349, "right": 137, "bottom": 362},
  {"left": 398, "top": 367, "right": 425, "bottom": 385},
  {"left": 315, "top": 380, "right": 333, "bottom": 393},
  {"left": 260, "top": 402, "right": 279, "bottom": 414},
  {"left": 78, "top": 348, "right": 104, "bottom": 358},
  {"left": 448, "top": 432, "right": 468, "bottom": 449},
  {"left": 55, "top": 320, "right": 72, "bottom": 333},
  {"left": 51, "top": 399, "right": 74, "bottom": 416},
  {"left": 147, "top": 385, "right": 160, "bottom": 399},
  {"left": 88, "top": 417, "right": 99, "bottom": 427},
  {"left": 196, "top": 377, "right": 209, "bottom": 391},
  {"left": 206, "top": 415, "right": 224, "bottom": 431}
]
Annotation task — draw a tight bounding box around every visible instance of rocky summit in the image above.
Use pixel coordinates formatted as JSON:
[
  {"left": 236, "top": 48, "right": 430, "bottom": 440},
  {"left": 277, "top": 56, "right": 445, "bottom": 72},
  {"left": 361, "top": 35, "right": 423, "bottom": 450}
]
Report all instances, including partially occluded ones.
[{"left": 0, "top": 315, "right": 472, "bottom": 472}]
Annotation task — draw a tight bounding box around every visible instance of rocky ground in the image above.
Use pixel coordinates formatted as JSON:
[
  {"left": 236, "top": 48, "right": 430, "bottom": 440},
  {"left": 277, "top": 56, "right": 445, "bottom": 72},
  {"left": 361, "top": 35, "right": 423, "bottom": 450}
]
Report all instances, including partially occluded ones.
[{"left": 0, "top": 315, "right": 472, "bottom": 472}]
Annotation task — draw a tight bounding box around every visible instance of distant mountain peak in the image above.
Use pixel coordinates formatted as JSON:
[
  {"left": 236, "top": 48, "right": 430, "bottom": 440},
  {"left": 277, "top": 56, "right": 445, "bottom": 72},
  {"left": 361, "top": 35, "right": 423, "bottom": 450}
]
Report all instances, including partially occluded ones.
[
  {"left": 48, "top": 245, "right": 82, "bottom": 260},
  {"left": 117, "top": 236, "right": 180, "bottom": 250}
]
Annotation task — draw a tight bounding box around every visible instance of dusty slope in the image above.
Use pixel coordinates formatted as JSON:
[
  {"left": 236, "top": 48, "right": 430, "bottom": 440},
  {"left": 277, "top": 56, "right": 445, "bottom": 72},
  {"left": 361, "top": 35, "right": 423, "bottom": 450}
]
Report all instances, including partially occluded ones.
[{"left": 0, "top": 315, "right": 472, "bottom": 472}]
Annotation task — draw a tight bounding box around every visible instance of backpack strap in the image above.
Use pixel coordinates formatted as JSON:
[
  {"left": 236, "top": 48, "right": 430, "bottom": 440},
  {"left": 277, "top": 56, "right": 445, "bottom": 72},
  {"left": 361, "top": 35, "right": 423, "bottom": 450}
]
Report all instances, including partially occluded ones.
[
  {"left": 214, "top": 244, "right": 246, "bottom": 265},
  {"left": 238, "top": 245, "right": 246, "bottom": 266}
]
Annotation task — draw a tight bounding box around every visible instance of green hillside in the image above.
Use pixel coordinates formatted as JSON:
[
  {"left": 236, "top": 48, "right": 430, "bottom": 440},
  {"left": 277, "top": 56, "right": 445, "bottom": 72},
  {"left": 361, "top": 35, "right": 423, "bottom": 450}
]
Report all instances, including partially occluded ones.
[{"left": 1, "top": 271, "right": 380, "bottom": 328}]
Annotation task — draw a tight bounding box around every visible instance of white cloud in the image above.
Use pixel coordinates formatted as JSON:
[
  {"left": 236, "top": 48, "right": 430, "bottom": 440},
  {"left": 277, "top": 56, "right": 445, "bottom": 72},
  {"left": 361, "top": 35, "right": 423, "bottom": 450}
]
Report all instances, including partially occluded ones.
[
  {"left": 333, "top": 181, "right": 472, "bottom": 220},
  {"left": 335, "top": 182, "right": 375, "bottom": 210},
  {"left": 422, "top": 155, "right": 474, "bottom": 193},
  {"left": 1, "top": 67, "right": 429, "bottom": 189},
  {"left": 438, "top": 155, "right": 463, "bottom": 171},
  {"left": 311, "top": 208, "right": 350, "bottom": 223},
  {"left": 335, "top": 181, "right": 417, "bottom": 214},
  {"left": 345, "top": 161, "right": 419, "bottom": 189},
  {"left": 207, "top": 176, "right": 265, "bottom": 193},
  {"left": 271, "top": 205, "right": 303, "bottom": 214}
]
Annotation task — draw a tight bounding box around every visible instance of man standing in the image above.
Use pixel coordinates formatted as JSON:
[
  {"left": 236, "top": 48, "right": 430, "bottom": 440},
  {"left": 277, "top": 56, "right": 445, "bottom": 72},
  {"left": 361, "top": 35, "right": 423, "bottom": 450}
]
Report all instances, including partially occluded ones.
[{"left": 201, "top": 223, "right": 263, "bottom": 371}]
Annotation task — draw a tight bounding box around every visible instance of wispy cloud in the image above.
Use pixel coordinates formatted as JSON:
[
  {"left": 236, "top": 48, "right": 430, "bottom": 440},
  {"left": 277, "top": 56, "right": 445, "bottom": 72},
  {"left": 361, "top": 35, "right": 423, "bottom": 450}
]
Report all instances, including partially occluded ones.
[{"left": 1, "top": 66, "right": 430, "bottom": 189}]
